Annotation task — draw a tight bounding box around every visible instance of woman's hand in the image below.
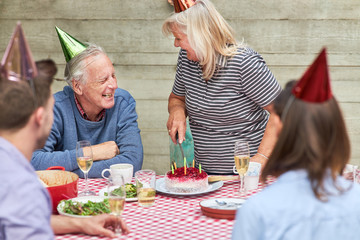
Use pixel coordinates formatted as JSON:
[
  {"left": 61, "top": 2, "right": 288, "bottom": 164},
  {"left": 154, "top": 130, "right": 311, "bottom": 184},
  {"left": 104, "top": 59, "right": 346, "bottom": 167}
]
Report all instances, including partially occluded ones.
[
  {"left": 167, "top": 93, "right": 186, "bottom": 144},
  {"left": 250, "top": 154, "right": 266, "bottom": 171}
]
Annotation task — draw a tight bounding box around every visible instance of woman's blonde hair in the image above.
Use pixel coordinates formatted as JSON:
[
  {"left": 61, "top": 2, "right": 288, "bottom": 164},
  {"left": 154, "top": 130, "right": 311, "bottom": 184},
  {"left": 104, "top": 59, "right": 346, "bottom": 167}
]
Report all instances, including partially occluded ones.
[{"left": 163, "top": 0, "right": 244, "bottom": 80}]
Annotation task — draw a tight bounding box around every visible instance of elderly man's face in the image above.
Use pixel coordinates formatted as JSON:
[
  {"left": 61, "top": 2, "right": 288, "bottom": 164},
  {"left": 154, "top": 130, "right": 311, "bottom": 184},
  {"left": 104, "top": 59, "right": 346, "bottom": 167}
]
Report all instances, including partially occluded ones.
[{"left": 78, "top": 53, "right": 118, "bottom": 114}]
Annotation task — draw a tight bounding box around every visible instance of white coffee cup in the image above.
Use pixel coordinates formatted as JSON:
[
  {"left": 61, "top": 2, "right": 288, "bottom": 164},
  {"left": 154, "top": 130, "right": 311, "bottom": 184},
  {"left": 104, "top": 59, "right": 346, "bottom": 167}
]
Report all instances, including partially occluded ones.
[
  {"left": 101, "top": 163, "right": 133, "bottom": 184},
  {"left": 244, "top": 162, "right": 261, "bottom": 190}
]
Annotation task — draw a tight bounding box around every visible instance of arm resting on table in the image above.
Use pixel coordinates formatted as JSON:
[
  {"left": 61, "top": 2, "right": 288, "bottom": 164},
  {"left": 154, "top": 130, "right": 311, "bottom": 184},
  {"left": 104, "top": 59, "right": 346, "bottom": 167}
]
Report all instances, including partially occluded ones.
[{"left": 51, "top": 214, "right": 129, "bottom": 237}]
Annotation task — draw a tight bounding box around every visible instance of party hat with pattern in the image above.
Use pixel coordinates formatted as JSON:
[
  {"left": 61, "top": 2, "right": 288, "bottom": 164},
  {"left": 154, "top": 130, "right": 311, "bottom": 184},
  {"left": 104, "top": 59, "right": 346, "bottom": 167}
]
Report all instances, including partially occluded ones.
[{"left": 0, "top": 22, "right": 38, "bottom": 82}]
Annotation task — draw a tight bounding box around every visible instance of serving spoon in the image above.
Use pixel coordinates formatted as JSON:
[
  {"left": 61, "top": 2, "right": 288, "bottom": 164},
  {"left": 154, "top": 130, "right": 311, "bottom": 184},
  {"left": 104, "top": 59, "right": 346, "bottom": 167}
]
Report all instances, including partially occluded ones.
[{"left": 215, "top": 199, "right": 243, "bottom": 207}]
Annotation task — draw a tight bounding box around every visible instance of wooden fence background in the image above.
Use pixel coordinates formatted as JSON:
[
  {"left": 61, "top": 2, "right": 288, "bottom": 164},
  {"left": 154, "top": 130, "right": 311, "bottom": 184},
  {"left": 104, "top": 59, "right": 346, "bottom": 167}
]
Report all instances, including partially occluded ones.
[{"left": 1, "top": 0, "right": 359, "bottom": 174}]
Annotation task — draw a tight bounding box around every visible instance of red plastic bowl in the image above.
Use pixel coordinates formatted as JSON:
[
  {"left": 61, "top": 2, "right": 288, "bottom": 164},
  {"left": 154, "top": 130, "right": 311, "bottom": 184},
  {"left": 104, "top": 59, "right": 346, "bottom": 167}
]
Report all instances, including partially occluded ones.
[
  {"left": 36, "top": 167, "right": 78, "bottom": 214},
  {"left": 199, "top": 198, "right": 245, "bottom": 220}
]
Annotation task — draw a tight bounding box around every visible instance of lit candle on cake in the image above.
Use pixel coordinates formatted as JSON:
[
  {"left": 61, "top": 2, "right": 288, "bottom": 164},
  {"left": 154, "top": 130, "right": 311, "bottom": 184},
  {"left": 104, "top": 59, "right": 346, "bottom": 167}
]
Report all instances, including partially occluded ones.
[{"left": 184, "top": 157, "right": 187, "bottom": 175}]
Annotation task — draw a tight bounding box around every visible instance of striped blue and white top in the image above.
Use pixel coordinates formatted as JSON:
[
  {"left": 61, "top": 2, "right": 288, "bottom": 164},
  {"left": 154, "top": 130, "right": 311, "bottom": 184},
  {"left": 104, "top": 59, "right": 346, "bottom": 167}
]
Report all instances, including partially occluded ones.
[{"left": 172, "top": 47, "right": 282, "bottom": 174}]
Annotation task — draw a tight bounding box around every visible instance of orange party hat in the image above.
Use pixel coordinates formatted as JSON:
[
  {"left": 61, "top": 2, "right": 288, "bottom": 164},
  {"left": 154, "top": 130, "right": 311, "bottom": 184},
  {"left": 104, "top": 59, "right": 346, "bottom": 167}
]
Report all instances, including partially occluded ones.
[{"left": 173, "top": 0, "right": 196, "bottom": 13}]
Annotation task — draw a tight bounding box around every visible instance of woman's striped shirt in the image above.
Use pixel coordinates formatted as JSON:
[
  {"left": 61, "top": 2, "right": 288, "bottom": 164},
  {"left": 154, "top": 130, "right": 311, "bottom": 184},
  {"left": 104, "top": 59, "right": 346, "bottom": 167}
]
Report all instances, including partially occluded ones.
[{"left": 172, "top": 47, "right": 282, "bottom": 174}]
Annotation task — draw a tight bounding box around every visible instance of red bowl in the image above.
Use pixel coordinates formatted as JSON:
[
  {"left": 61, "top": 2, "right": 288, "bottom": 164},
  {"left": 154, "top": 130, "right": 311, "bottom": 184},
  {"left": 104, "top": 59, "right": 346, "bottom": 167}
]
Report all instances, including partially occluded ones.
[
  {"left": 200, "top": 208, "right": 236, "bottom": 220},
  {"left": 36, "top": 168, "right": 78, "bottom": 214}
]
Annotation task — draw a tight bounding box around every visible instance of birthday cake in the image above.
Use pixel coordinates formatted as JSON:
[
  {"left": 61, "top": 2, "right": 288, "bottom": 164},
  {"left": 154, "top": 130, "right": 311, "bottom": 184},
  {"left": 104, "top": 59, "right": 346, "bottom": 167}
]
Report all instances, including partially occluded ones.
[{"left": 165, "top": 167, "right": 208, "bottom": 193}]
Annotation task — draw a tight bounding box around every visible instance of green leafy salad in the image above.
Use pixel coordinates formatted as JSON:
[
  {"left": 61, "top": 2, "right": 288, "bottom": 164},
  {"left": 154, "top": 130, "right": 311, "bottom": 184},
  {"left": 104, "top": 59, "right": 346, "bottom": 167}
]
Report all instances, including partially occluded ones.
[
  {"left": 104, "top": 183, "right": 137, "bottom": 198},
  {"left": 61, "top": 198, "right": 110, "bottom": 216}
]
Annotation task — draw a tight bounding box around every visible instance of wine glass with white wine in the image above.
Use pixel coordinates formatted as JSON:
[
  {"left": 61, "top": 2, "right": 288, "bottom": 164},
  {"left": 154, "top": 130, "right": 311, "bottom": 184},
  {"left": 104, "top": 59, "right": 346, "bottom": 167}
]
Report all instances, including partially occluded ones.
[
  {"left": 233, "top": 140, "right": 250, "bottom": 197},
  {"left": 107, "top": 175, "right": 126, "bottom": 235},
  {"left": 76, "top": 140, "right": 96, "bottom": 196}
]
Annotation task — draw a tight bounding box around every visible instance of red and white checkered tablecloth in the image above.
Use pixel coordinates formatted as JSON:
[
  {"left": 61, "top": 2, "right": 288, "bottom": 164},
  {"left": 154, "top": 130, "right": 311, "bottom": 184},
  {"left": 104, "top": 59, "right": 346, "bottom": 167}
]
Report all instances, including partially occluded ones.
[{"left": 56, "top": 176, "right": 274, "bottom": 240}]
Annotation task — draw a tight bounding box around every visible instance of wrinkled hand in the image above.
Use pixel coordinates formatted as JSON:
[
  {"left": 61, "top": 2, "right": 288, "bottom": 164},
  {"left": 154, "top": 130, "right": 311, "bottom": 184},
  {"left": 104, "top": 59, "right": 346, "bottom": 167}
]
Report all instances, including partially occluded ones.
[
  {"left": 80, "top": 214, "right": 129, "bottom": 238},
  {"left": 88, "top": 141, "right": 120, "bottom": 161},
  {"left": 167, "top": 108, "right": 186, "bottom": 144}
]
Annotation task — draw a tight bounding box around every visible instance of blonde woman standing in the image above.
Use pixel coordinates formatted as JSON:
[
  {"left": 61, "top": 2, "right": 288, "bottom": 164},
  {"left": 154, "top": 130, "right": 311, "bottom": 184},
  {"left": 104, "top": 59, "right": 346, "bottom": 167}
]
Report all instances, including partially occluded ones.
[{"left": 163, "top": 0, "right": 281, "bottom": 174}]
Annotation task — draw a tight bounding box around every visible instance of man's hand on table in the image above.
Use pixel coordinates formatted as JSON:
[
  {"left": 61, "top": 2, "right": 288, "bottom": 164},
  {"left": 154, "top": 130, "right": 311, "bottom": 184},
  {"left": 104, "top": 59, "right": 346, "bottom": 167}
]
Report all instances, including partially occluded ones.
[
  {"left": 86, "top": 141, "right": 120, "bottom": 161},
  {"left": 51, "top": 214, "right": 129, "bottom": 237}
]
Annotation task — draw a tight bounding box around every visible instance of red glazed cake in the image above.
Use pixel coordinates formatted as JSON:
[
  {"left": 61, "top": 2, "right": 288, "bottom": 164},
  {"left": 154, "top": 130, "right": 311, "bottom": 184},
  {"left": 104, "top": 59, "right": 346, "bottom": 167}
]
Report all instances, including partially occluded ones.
[{"left": 165, "top": 167, "right": 208, "bottom": 193}]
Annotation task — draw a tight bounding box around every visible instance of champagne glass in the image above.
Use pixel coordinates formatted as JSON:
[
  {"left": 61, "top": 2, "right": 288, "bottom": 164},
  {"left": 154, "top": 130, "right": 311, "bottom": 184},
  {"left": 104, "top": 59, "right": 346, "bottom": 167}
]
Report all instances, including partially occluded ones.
[
  {"left": 76, "top": 140, "right": 96, "bottom": 196},
  {"left": 233, "top": 140, "right": 250, "bottom": 197},
  {"left": 107, "top": 176, "right": 126, "bottom": 235}
]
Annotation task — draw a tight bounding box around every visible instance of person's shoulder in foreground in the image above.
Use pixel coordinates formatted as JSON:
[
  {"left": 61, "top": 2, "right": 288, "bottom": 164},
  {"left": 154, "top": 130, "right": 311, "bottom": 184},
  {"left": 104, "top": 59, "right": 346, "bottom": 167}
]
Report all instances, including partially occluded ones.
[
  {"left": 0, "top": 137, "right": 53, "bottom": 240},
  {"left": 232, "top": 170, "right": 360, "bottom": 240}
]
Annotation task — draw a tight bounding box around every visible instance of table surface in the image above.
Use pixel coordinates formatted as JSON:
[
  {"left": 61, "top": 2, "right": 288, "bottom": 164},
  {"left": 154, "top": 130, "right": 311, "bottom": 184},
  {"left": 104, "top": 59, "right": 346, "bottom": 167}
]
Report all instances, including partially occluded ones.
[{"left": 56, "top": 176, "right": 274, "bottom": 240}]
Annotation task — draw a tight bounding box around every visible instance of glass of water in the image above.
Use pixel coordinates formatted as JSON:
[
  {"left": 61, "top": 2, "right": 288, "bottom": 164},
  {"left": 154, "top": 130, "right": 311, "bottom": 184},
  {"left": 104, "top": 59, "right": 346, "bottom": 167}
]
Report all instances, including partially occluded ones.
[{"left": 135, "top": 170, "right": 156, "bottom": 207}]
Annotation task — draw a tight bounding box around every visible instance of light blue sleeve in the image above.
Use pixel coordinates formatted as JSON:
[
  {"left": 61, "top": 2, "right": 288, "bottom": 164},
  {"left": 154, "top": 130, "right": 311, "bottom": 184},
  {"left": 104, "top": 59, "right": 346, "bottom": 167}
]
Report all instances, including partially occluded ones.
[
  {"left": 232, "top": 200, "right": 263, "bottom": 240},
  {"left": 0, "top": 179, "right": 53, "bottom": 239}
]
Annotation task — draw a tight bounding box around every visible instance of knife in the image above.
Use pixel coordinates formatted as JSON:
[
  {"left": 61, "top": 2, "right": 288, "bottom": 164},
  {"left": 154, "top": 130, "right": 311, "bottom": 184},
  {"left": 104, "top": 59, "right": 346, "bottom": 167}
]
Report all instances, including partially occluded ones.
[{"left": 176, "top": 132, "right": 186, "bottom": 165}]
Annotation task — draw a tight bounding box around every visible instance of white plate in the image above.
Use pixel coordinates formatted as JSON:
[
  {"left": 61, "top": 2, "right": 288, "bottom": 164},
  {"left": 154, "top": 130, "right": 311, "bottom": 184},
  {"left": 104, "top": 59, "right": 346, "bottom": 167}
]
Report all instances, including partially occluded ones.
[
  {"left": 98, "top": 187, "right": 138, "bottom": 202},
  {"left": 156, "top": 178, "right": 223, "bottom": 196},
  {"left": 200, "top": 198, "right": 245, "bottom": 211},
  {"left": 57, "top": 196, "right": 108, "bottom": 218}
]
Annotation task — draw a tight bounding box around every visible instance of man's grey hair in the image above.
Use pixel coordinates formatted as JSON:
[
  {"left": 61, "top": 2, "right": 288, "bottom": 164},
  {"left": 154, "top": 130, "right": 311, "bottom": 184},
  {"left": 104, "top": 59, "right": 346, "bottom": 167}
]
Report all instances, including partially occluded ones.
[{"left": 64, "top": 43, "right": 106, "bottom": 88}]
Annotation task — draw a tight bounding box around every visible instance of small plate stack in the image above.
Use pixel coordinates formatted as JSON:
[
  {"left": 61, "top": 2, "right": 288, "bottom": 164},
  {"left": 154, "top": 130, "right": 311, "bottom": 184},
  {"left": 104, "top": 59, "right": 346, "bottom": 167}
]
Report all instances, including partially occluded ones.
[{"left": 199, "top": 198, "right": 245, "bottom": 220}]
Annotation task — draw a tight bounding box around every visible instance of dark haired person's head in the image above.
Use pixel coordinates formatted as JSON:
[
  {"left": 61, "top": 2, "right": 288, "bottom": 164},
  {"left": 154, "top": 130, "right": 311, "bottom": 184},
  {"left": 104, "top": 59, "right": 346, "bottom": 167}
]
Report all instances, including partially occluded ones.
[
  {"left": 262, "top": 51, "right": 351, "bottom": 201},
  {"left": 0, "top": 60, "right": 56, "bottom": 131}
]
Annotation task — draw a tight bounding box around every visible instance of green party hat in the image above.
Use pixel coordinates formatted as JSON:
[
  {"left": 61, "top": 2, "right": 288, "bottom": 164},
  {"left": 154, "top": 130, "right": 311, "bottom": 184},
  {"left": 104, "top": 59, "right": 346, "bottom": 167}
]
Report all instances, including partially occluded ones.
[{"left": 55, "top": 26, "right": 87, "bottom": 62}]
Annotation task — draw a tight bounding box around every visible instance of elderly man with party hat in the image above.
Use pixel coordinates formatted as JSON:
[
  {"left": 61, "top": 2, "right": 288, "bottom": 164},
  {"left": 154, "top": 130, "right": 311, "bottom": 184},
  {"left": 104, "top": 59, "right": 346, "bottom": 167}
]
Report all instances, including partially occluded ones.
[
  {"left": 31, "top": 27, "right": 143, "bottom": 178},
  {"left": 232, "top": 48, "right": 360, "bottom": 239}
]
